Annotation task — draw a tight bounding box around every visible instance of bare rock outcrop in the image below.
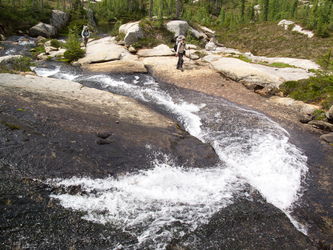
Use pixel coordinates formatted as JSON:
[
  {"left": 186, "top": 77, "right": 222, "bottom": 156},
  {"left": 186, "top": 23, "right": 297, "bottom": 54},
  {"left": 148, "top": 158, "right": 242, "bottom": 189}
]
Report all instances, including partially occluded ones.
[{"left": 203, "top": 55, "right": 315, "bottom": 90}]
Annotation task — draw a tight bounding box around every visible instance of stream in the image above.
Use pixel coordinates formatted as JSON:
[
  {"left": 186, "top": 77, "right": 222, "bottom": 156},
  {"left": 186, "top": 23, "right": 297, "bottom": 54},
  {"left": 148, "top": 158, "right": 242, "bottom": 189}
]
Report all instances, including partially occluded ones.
[
  {"left": 33, "top": 60, "right": 308, "bottom": 248},
  {"left": 1, "top": 36, "right": 313, "bottom": 249}
]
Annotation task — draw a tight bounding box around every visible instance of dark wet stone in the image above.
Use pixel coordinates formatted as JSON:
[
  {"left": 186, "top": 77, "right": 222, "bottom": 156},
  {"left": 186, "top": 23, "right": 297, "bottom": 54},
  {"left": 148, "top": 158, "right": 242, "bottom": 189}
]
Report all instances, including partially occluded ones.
[
  {"left": 168, "top": 191, "right": 316, "bottom": 249},
  {"left": 96, "top": 132, "right": 112, "bottom": 139}
]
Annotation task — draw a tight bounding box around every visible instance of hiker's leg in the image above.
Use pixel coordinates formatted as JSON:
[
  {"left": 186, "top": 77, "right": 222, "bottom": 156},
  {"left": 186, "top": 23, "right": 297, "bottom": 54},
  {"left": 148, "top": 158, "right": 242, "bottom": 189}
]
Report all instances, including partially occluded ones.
[
  {"left": 177, "top": 53, "right": 182, "bottom": 69},
  {"left": 179, "top": 53, "right": 184, "bottom": 69}
]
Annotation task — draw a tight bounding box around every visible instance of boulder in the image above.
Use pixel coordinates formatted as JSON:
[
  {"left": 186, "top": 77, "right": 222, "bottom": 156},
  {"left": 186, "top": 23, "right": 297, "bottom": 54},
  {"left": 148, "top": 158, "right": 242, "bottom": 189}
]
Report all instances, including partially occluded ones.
[
  {"left": 29, "top": 22, "right": 57, "bottom": 38},
  {"left": 78, "top": 37, "right": 124, "bottom": 64},
  {"left": 278, "top": 19, "right": 295, "bottom": 30},
  {"left": 78, "top": 37, "right": 146, "bottom": 73},
  {"left": 137, "top": 44, "right": 174, "bottom": 57},
  {"left": 270, "top": 97, "right": 320, "bottom": 116},
  {"left": 291, "top": 101, "right": 320, "bottom": 116},
  {"left": 166, "top": 20, "right": 190, "bottom": 38},
  {"left": 48, "top": 49, "right": 66, "bottom": 58},
  {"left": 190, "top": 28, "right": 207, "bottom": 40},
  {"left": 44, "top": 40, "right": 58, "bottom": 54},
  {"left": 198, "top": 25, "right": 215, "bottom": 37},
  {"left": 50, "top": 10, "right": 69, "bottom": 31},
  {"left": 37, "top": 53, "right": 49, "bottom": 60},
  {"left": 119, "top": 21, "right": 144, "bottom": 46},
  {"left": 308, "top": 120, "right": 333, "bottom": 132},
  {"left": 0, "top": 55, "right": 22, "bottom": 70},
  {"left": 326, "top": 105, "right": 333, "bottom": 120},
  {"left": 203, "top": 55, "right": 314, "bottom": 89},
  {"left": 34, "top": 36, "right": 46, "bottom": 46},
  {"left": 205, "top": 41, "right": 216, "bottom": 51},
  {"left": 185, "top": 50, "right": 200, "bottom": 60},
  {"left": 320, "top": 133, "right": 333, "bottom": 144}
]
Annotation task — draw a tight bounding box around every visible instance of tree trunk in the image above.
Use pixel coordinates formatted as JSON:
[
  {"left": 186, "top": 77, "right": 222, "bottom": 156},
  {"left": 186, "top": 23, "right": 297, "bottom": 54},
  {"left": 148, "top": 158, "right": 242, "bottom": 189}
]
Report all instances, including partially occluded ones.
[
  {"left": 176, "top": 0, "right": 180, "bottom": 18},
  {"left": 149, "top": 0, "right": 153, "bottom": 18}
]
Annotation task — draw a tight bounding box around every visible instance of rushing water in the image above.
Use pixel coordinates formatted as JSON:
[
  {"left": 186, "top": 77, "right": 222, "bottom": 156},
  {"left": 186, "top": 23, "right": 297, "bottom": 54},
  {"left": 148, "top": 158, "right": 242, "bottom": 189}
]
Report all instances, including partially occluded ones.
[{"left": 32, "top": 61, "right": 309, "bottom": 248}]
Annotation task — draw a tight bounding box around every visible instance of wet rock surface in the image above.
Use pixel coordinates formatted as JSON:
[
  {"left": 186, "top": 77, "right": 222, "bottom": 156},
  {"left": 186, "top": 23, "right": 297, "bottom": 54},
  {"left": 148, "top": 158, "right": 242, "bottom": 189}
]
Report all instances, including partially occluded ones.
[
  {"left": 168, "top": 190, "right": 316, "bottom": 249},
  {"left": 0, "top": 74, "right": 219, "bottom": 179}
]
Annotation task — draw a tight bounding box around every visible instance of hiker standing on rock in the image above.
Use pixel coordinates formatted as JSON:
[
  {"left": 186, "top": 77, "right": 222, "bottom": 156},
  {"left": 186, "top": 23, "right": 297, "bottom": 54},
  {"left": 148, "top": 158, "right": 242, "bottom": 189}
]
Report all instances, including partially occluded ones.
[
  {"left": 81, "top": 25, "right": 90, "bottom": 47},
  {"left": 176, "top": 36, "right": 186, "bottom": 71}
]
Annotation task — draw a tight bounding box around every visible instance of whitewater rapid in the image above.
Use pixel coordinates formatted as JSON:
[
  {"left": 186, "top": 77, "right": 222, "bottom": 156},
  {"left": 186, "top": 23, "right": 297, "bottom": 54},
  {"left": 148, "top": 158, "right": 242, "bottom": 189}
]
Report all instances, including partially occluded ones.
[{"left": 36, "top": 64, "right": 308, "bottom": 248}]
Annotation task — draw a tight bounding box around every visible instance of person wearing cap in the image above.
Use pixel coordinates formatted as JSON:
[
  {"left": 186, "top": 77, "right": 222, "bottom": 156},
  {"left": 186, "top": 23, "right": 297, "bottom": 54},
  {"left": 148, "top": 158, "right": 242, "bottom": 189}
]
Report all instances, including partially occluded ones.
[
  {"left": 81, "top": 25, "right": 90, "bottom": 47},
  {"left": 176, "top": 37, "right": 186, "bottom": 71}
]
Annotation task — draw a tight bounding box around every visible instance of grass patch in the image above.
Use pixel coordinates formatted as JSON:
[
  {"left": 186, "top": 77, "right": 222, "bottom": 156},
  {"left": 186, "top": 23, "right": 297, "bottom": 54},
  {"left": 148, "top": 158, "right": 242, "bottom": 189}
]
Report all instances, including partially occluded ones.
[
  {"left": 268, "top": 62, "right": 294, "bottom": 68},
  {"left": 280, "top": 74, "right": 333, "bottom": 110},
  {"left": 215, "top": 22, "right": 333, "bottom": 62}
]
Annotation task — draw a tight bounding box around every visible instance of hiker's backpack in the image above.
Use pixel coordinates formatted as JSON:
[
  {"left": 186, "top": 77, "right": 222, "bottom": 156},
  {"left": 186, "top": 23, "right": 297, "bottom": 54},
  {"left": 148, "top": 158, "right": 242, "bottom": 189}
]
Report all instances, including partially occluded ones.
[
  {"left": 174, "top": 42, "right": 178, "bottom": 52},
  {"left": 174, "top": 36, "right": 183, "bottom": 52}
]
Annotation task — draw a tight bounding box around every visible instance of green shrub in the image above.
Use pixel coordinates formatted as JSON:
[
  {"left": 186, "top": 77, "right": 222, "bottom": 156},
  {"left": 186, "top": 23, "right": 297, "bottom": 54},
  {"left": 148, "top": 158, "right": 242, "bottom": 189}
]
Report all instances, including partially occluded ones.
[
  {"left": 50, "top": 39, "right": 62, "bottom": 48},
  {"left": 281, "top": 75, "right": 333, "bottom": 110},
  {"left": 14, "top": 56, "right": 34, "bottom": 72},
  {"left": 64, "top": 31, "right": 85, "bottom": 62}
]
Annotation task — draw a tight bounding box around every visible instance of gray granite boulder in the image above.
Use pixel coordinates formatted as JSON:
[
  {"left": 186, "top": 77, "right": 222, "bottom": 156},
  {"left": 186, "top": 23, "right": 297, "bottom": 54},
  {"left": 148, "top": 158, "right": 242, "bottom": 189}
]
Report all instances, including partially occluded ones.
[
  {"left": 166, "top": 20, "right": 190, "bottom": 38},
  {"left": 138, "top": 44, "right": 174, "bottom": 57},
  {"left": 119, "top": 21, "right": 144, "bottom": 46},
  {"left": 0, "top": 55, "right": 22, "bottom": 70},
  {"left": 29, "top": 22, "right": 57, "bottom": 38},
  {"left": 50, "top": 10, "right": 69, "bottom": 31}
]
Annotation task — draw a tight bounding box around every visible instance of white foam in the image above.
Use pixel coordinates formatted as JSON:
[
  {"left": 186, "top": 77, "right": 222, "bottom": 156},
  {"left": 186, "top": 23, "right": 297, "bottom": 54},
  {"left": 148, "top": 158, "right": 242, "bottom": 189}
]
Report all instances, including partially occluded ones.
[
  {"left": 34, "top": 66, "right": 61, "bottom": 77},
  {"left": 49, "top": 159, "right": 242, "bottom": 248}
]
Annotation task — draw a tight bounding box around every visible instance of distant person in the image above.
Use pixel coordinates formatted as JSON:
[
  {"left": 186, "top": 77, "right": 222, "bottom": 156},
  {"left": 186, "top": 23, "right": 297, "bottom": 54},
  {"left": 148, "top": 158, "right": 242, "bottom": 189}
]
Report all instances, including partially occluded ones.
[
  {"left": 81, "top": 25, "right": 90, "bottom": 47},
  {"left": 176, "top": 37, "right": 186, "bottom": 71}
]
